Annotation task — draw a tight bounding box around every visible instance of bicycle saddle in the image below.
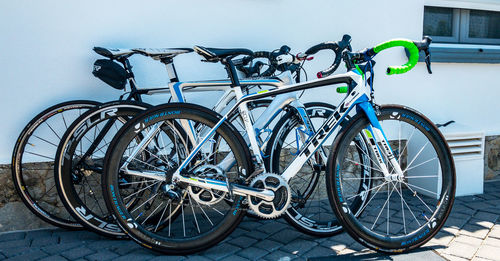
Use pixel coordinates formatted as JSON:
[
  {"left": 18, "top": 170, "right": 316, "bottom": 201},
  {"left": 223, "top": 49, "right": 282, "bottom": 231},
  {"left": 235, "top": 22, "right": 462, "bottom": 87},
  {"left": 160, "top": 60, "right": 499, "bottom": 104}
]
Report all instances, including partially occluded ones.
[
  {"left": 133, "top": 48, "right": 193, "bottom": 60},
  {"left": 93, "top": 47, "right": 137, "bottom": 59},
  {"left": 194, "top": 46, "right": 254, "bottom": 61}
]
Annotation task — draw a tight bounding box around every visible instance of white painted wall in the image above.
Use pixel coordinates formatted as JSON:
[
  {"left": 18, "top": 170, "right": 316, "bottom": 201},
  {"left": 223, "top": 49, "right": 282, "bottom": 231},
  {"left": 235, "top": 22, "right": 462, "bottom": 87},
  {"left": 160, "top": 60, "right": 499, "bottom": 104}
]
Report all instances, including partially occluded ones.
[{"left": 1, "top": 0, "right": 500, "bottom": 163}]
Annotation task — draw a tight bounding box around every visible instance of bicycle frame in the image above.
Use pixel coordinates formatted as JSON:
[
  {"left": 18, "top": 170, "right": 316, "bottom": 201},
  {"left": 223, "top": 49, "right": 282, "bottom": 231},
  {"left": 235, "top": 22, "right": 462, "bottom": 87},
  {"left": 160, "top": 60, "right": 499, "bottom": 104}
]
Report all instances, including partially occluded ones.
[{"left": 120, "top": 64, "right": 405, "bottom": 202}]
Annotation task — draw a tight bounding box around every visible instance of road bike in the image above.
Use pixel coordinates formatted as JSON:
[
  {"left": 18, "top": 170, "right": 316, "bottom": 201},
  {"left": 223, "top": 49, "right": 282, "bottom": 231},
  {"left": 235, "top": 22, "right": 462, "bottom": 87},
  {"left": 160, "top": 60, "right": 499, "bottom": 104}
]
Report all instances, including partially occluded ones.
[
  {"left": 102, "top": 36, "right": 454, "bottom": 254},
  {"left": 52, "top": 39, "right": 358, "bottom": 238}
]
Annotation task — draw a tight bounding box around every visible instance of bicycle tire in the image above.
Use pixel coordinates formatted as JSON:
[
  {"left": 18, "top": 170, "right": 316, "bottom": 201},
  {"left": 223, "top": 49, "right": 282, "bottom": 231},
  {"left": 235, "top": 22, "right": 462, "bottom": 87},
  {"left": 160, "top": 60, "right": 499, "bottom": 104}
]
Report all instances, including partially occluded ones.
[
  {"left": 327, "top": 105, "right": 455, "bottom": 252},
  {"left": 11, "top": 100, "right": 100, "bottom": 230},
  {"left": 102, "top": 103, "right": 253, "bottom": 254},
  {"left": 54, "top": 101, "right": 152, "bottom": 238},
  {"left": 266, "top": 102, "right": 372, "bottom": 236}
]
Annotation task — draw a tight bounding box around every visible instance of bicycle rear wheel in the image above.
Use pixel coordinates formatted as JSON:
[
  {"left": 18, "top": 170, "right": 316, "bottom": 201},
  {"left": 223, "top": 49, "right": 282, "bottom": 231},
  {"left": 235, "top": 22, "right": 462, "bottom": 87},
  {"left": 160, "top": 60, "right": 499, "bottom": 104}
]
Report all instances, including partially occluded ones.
[
  {"left": 55, "top": 101, "right": 151, "bottom": 238},
  {"left": 327, "top": 105, "right": 455, "bottom": 252},
  {"left": 266, "top": 102, "right": 372, "bottom": 236},
  {"left": 11, "top": 100, "right": 99, "bottom": 229}
]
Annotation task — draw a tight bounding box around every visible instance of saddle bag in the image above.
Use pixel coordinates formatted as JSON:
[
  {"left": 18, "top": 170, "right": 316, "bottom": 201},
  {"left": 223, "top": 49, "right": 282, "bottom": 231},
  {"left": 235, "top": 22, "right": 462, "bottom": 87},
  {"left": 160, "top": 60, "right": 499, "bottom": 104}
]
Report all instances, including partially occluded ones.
[{"left": 92, "top": 59, "right": 127, "bottom": 90}]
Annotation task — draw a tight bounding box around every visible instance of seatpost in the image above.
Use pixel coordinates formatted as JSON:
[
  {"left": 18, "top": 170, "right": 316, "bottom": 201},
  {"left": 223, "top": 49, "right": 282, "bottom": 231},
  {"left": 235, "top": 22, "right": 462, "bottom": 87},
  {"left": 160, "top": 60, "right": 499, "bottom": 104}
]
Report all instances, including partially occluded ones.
[
  {"left": 160, "top": 57, "right": 179, "bottom": 82},
  {"left": 221, "top": 57, "right": 241, "bottom": 87}
]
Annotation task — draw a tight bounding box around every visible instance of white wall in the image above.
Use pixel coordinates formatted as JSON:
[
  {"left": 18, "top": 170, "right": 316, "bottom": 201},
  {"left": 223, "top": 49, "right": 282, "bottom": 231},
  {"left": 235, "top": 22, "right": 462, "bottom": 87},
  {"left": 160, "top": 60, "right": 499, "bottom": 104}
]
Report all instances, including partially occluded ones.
[{"left": 1, "top": 0, "right": 500, "bottom": 163}]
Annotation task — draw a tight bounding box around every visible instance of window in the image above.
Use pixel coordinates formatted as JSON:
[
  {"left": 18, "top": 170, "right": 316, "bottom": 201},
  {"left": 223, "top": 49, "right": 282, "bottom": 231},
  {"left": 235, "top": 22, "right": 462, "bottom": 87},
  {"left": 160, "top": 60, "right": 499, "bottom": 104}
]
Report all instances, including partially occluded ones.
[{"left": 423, "top": 6, "right": 500, "bottom": 45}]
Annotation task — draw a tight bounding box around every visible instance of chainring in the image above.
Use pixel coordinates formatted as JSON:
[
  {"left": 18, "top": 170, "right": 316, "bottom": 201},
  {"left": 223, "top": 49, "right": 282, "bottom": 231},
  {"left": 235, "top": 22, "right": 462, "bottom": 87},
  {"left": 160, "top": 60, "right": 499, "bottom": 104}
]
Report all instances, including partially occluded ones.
[{"left": 247, "top": 173, "right": 291, "bottom": 219}]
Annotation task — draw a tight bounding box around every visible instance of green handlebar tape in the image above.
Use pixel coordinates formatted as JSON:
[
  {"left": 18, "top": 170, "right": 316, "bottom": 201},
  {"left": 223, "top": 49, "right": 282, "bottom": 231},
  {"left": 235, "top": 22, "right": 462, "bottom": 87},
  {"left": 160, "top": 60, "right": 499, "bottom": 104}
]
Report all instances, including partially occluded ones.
[
  {"left": 336, "top": 86, "right": 348, "bottom": 93},
  {"left": 373, "top": 39, "right": 419, "bottom": 75}
]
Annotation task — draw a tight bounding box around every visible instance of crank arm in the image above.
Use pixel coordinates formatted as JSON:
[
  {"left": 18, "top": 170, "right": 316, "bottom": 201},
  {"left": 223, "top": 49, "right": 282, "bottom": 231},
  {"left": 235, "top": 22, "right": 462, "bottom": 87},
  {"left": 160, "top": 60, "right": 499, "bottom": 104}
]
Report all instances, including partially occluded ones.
[{"left": 176, "top": 176, "right": 275, "bottom": 201}]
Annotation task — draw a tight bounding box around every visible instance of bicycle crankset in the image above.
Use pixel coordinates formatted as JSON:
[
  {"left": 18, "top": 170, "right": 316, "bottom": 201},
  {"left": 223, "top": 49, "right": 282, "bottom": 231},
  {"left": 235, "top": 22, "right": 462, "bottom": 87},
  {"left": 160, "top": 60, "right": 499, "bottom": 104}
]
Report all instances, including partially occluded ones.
[{"left": 247, "top": 173, "right": 291, "bottom": 219}]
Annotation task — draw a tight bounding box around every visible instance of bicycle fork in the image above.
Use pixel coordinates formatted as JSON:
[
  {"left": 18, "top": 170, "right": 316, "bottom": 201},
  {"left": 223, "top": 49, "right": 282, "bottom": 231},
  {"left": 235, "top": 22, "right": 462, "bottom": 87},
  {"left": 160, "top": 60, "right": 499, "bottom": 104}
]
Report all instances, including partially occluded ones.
[{"left": 357, "top": 102, "right": 404, "bottom": 181}]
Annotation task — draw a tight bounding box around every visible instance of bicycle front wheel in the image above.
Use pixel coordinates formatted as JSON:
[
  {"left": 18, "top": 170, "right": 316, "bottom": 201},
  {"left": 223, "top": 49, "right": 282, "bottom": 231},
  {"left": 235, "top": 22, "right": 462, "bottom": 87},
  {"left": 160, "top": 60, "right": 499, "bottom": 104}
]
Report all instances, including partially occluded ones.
[{"left": 327, "top": 105, "right": 455, "bottom": 252}]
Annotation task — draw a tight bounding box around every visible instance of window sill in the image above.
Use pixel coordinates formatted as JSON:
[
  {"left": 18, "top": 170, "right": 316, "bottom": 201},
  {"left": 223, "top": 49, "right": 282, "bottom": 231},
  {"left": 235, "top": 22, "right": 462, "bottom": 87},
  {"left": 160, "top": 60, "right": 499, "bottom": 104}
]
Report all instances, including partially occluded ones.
[{"left": 424, "top": 43, "right": 500, "bottom": 63}]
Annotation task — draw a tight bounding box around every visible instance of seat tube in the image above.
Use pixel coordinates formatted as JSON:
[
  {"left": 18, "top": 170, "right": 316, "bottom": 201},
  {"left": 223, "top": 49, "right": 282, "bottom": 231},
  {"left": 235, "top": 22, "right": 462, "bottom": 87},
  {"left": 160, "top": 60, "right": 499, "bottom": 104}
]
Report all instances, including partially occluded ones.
[
  {"left": 358, "top": 102, "right": 404, "bottom": 178},
  {"left": 234, "top": 87, "right": 264, "bottom": 166}
]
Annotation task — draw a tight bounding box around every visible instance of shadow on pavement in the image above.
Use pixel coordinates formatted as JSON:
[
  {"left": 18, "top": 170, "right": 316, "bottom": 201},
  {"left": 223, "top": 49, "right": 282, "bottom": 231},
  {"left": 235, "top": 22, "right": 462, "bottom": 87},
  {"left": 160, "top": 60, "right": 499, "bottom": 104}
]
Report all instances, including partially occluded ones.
[{"left": 308, "top": 246, "right": 445, "bottom": 261}]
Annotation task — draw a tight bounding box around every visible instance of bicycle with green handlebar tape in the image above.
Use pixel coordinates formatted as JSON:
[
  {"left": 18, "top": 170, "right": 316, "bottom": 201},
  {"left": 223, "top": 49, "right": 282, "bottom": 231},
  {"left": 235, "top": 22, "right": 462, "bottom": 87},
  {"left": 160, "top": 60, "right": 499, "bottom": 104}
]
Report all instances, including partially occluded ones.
[
  {"left": 102, "top": 35, "right": 454, "bottom": 254},
  {"left": 327, "top": 35, "right": 455, "bottom": 253}
]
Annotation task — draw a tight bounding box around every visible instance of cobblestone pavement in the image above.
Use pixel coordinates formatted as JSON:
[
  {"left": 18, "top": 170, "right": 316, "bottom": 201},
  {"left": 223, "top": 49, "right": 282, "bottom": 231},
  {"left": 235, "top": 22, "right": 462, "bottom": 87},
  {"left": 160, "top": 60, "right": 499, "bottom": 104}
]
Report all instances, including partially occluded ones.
[{"left": 0, "top": 181, "right": 499, "bottom": 261}]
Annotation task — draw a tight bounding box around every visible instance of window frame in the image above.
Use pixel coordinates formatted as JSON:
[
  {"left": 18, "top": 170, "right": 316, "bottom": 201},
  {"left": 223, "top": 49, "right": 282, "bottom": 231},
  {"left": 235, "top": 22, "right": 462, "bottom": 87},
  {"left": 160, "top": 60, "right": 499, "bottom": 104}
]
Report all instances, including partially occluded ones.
[
  {"left": 425, "top": 7, "right": 461, "bottom": 43},
  {"left": 460, "top": 9, "right": 500, "bottom": 45},
  {"left": 424, "top": 6, "right": 500, "bottom": 45}
]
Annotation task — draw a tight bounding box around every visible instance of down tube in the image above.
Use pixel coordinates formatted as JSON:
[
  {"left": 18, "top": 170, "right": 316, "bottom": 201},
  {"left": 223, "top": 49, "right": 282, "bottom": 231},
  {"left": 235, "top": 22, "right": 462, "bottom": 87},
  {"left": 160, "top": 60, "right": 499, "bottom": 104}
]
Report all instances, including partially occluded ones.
[{"left": 280, "top": 93, "right": 367, "bottom": 181}]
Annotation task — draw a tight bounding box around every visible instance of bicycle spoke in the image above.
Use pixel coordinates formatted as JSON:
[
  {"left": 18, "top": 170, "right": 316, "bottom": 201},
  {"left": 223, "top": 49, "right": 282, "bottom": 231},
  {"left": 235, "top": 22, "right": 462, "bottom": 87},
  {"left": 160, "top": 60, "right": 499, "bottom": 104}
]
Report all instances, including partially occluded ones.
[
  {"left": 371, "top": 183, "right": 396, "bottom": 230},
  {"left": 404, "top": 157, "right": 438, "bottom": 173},
  {"left": 32, "top": 135, "right": 58, "bottom": 147}
]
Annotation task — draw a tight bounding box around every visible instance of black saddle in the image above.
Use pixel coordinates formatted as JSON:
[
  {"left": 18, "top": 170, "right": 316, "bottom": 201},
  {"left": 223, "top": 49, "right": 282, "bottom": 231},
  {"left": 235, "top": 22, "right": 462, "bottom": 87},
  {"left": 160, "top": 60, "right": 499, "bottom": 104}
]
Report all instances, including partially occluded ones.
[
  {"left": 194, "top": 46, "right": 254, "bottom": 61},
  {"left": 93, "top": 47, "right": 136, "bottom": 59}
]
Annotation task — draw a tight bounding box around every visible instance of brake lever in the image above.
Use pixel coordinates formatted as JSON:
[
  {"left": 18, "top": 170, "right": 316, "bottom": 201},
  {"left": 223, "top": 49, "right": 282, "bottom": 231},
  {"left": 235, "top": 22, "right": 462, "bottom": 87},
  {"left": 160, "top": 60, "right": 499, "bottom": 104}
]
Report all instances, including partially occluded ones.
[{"left": 424, "top": 50, "right": 432, "bottom": 74}]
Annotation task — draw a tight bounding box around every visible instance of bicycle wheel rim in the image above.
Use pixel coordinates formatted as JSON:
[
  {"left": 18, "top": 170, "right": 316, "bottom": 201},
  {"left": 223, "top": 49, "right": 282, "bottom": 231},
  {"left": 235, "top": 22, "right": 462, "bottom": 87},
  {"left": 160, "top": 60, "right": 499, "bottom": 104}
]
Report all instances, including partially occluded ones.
[
  {"left": 11, "top": 100, "right": 99, "bottom": 229},
  {"left": 329, "top": 105, "right": 455, "bottom": 252}
]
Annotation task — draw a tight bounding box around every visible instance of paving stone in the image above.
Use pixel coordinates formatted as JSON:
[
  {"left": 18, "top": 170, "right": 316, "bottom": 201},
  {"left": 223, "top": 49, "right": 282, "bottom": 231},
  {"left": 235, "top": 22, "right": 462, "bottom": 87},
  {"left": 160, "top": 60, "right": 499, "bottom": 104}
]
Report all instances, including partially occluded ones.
[
  {"left": 472, "top": 257, "right": 494, "bottom": 261},
  {"left": 453, "top": 234, "right": 484, "bottom": 246},
  {"left": 0, "top": 232, "right": 25, "bottom": 242},
  {"left": 469, "top": 219, "right": 495, "bottom": 229},
  {"left": 262, "top": 250, "right": 297, "bottom": 261},
  {"left": 229, "top": 228, "right": 251, "bottom": 239},
  {"left": 4, "top": 249, "right": 48, "bottom": 261},
  {"left": 466, "top": 201, "right": 497, "bottom": 210},
  {"left": 38, "top": 255, "right": 68, "bottom": 261},
  {"left": 483, "top": 206, "right": 500, "bottom": 215},
  {"left": 244, "top": 230, "right": 268, "bottom": 240},
  {"left": 328, "top": 232, "right": 356, "bottom": 245},
  {"left": 489, "top": 225, "right": 500, "bottom": 239},
  {"left": 475, "top": 244, "right": 500, "bottom": 260},
  {"left": 238, "top": 221, "right": 264, "bottom": 231},
  {"left": 41, "top": 242, "right": 81, "bottom": 255},
  {"left": 235, "top": 246, "right": 268, "bottom": 260},
  {"left": 320, "top": 239, "right": 348, "bottom": 253},
  {"left": 442, "top": 241, "right": 478, "bottom": 259},
  {"left": 253, "top": 239, "right": 283, "bottom": 252},
  {"left": 108, "top": 240, "right": 143, "bottom": 255},
  {"left": 460, "top": 224, "right": 490, "bottom": 239},
  {"left": 476, "top": 193, "right": 500, "bottom": 200},
  {"left": 201, "top": 243, "right": 241, "bottom": 260},
  {"left": 301, "top": 245, "right": 336, "bottom": 259},
  {"left": 440, "top": 253, "right": 470, "bottom": 261},
  {"left": 86, "top": 239, "right": 121, "bottom": 251},
  {"left": 445, "top": 217, "right": 470, "bottom": 229},
  {"left": 30, "top": 236, "right": 58, "bottom": 247},
  {"left": 348, "top": 242, "right": 367, "bottom": 252},
  {"left": 219, "top": 255, "right": 250, "bottom": 261},
  {"left": 442, "top": 226, "right": 460, "bottom": 236},
  {"left": 280, "top": 239, "right": 317, "bottom": 255},
  {"left": 148, "top": 255, "right": 184, "bottom": 261},
  {"left": 25, "top": 230, "right": 53, "bottom": 240},
  {"left": 57, "top": 230, "right": 100, "bottom": 243},
  {"left": 267, "top": 229, "right": 302, "bottom": 244},
  {"left": 483, "top": 236, "right": 500, "bottom": 247},
  {"left": 474, "top": 211, "right": 500, "bottom": 223},
  {"left": 85, "top": 250, "right": 120, "bottom": 261},
  {"left": 112, "top": 250, "right": 157, "bottom": 261},
  {"left": 255, "top": 222, "right": 288, "bottom": 234},
  {"left": 0, "top": 239, "right": 30, "bottom": 249},
  {"left": 0, "top": 246, "right": 37, "bottom": 258},
  {"left": 183, "top": 256, "right": 211, "bottom": 261},
  {"left": 60, "top": 246, "right": 94, "bottom": 260},
  {"left": 227, "top": 236, "right": 257, "bottom": 248}
]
